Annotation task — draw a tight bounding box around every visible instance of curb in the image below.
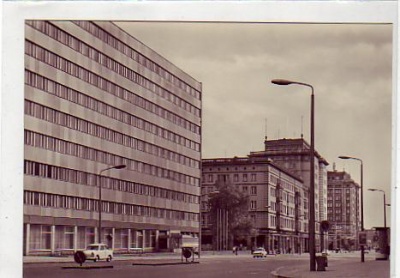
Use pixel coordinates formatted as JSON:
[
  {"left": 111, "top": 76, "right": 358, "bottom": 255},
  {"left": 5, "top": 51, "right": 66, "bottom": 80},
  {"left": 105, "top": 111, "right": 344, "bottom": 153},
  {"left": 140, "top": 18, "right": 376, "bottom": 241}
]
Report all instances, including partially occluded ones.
[
  {"left": 132, "top": 261, "right": 200, "bottom": 266},
  {"left": 62, "top": 265, "right": 114, "bottom": 269}
]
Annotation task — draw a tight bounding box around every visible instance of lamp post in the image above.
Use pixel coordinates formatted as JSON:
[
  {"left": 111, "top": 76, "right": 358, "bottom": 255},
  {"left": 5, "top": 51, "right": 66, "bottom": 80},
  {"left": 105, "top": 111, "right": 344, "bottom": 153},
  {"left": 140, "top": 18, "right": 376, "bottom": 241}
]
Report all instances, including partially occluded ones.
[
  {"left": 368, "top": 188, "right": 387, "bottom": 228},
  {"left": 338, "top": 155, "right": 364, "bottom": 262},
  {"left": 271, "top": 79, "right": 316, "bottom": 271},
  {"left": 98, "top": 164, "right": 126, "bottom": 243},
  {"left": 265, "top": 205, "right": 271, "bottom": 252}
]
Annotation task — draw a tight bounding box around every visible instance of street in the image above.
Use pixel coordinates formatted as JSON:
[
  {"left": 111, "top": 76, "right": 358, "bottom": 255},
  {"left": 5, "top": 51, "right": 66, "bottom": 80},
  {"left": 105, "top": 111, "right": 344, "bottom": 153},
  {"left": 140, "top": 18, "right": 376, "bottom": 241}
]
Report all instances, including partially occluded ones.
[{"left": 24, "top": 254, "right": 307, "bottom": 278}]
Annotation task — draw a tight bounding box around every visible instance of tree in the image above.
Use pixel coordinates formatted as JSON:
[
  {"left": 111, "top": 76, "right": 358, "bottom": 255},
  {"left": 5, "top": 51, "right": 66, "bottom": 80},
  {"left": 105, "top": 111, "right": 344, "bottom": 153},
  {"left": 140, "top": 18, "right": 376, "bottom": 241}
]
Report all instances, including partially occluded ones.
[{"left": 208, "top": 179, "right": 253, "bottom": 249}]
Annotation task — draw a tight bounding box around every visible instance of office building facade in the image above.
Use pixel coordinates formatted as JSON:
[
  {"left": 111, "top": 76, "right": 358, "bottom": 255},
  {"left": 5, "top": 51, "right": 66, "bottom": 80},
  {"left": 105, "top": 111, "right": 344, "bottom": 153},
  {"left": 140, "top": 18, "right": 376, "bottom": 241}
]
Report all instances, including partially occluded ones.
[{"left": 24, "top": 20, "right": 202, "bottom": 255}]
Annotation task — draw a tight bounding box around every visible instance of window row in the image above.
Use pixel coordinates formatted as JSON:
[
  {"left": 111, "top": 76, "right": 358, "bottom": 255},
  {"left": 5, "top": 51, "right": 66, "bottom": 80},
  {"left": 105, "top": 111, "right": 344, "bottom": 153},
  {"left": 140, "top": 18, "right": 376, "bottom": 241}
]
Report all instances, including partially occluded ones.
[
  {"left": 269, "top": 175, "right": 296, "bottom": 192},
  {"left": 24, "top": 160, "right": 199, "bottom": 204},
  {"left": 25, "top": 68, "right": 198, "bottom": 138},
  {"left": 204, "top": 173, "right": 258, "bottom": 183},
  {"left": 23, "top": 124, "right": 199, "bottom": 187},
  {"left": 25, "top": 41, "right": 201, "bottom": 136},
  {"left": 24, "top": 73, "right": 200, "bottom": 166},
  {"left": 71, "top": 20, "right": 201, "bottom": 100},
  {"left": 24, "top": 191, "right": 199, "bottom": 222},
  {"left": 241, "top": 185, "right": 257, "bottom": 195},
  {"left": 26, "top": 20, "right": 201, "bottom": 110},
  {"left": 25, "top": 99, "right": 200, "bottom": 168}
]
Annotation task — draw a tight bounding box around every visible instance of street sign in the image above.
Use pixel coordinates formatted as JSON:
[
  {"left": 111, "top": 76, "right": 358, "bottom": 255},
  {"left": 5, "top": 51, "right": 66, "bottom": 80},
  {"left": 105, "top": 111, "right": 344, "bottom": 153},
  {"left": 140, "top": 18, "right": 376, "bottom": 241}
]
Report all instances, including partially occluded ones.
[
  {"left": 74, "top": 251, "right": 86, "bottom": 266},
  {"left": 359, "top": 232, "right": 367, "bottom": 245}
]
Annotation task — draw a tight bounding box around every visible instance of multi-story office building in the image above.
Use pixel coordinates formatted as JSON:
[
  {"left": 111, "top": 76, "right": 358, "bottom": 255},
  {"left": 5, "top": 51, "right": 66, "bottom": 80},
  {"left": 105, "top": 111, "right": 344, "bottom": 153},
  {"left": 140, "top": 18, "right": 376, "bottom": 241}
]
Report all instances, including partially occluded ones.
[
  {"left": 249, "top": 137, "right": 328, "bottom": 251},
  {"left": 327, "top": 168, "right": 360, "bottom": 251},
  {"left": 201, "top": 154, "right": 306, "bottom": 254},
  {"left": 24, "top": 20, "right": 202, "bottom": 255}
]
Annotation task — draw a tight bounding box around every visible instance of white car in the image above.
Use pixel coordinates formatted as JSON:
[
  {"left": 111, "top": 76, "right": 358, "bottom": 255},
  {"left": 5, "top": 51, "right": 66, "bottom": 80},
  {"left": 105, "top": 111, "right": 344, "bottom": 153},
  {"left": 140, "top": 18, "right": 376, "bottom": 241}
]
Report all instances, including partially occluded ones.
[
  {"left": 83, "top": 243, "right": 113, "bottom": 262},
  {"left": 253, "top": 247, "right": 268, "bottom": 258}
]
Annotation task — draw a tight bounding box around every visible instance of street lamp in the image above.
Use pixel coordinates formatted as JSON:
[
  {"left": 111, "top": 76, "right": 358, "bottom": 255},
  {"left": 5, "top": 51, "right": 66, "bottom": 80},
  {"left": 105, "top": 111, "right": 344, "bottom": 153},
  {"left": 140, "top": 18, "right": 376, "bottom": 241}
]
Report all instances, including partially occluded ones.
[
  {"left": 368, "top": 189, "right": 387, "bottom": 228},
  {"left": 98, "top": 164, "right": 126, "bottom": 243},
  {"left": 265, "top": 205, "right": 271, "bottom": 252},
  {"left": 338, "top": 155, "right": 364, "bottom": 262},
  {"left": 271, "top": 79, "right": 316, "bottom": 271}
]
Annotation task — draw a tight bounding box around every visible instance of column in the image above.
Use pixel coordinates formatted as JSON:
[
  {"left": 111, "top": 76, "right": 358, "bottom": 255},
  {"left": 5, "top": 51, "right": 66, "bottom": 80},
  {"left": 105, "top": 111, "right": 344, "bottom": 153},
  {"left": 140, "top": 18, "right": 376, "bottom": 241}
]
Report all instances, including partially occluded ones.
[
  {"left": 50, "top": 225, "right": 56, "bottom": 255},
  {"left": 25, "top": 223, "right": 30, "bottom": 256},
  {"left": 142, "top": 230, "right": 146, "bottom": 249},
  {"left": 111, "top": 228, "right": 115, "bottom": 249},
  {"left": 128, "top": 228, "right": 131, "bottom": 252},
  {"left": 73, "top": 226, "right": 78, "bottom": 252},
  {"left": 167, "top": 230, "right": 170, "bottom": 250},
  {"left": 155, "top": 230, "right": 160, "bottom": 251}
]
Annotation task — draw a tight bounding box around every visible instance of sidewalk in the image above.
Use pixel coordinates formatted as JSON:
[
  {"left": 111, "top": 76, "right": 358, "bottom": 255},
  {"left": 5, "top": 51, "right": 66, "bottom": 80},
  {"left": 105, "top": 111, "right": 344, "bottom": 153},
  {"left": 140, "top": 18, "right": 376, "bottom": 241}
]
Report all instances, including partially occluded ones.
[
  {"left": 271, "top": 252, "right": 390, "bottom": 278},
  {"left": 23, "top": 250, "right": 246, "bottom": 264},
  {"left": 24, "top": 252, "right": 183, "bottom": 264}
]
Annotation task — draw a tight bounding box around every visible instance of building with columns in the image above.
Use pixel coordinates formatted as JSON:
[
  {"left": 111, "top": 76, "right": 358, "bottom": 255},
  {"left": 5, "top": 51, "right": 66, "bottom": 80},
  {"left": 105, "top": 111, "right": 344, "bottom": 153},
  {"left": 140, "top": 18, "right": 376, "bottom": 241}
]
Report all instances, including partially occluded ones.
[
  {"left": 24, "top": 20, "right": 202, "bottom": 255},
  {"left": 327, "top": 168, "right": 360, "bottom": 251}
]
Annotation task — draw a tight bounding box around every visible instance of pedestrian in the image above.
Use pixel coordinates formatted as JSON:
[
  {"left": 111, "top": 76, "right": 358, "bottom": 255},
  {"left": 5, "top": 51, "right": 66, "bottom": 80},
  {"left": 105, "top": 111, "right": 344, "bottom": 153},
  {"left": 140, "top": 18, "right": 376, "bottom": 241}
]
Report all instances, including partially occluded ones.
[{"left": 235, "top": 246, "right": 238, "bottom": 255}]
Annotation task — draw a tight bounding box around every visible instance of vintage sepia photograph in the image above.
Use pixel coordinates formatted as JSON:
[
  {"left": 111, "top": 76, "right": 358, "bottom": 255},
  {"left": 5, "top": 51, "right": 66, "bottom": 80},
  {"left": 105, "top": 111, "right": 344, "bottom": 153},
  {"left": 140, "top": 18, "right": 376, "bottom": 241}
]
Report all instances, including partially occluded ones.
[{"left": 1, "top": 1, "right": 398, "bottom": 278}]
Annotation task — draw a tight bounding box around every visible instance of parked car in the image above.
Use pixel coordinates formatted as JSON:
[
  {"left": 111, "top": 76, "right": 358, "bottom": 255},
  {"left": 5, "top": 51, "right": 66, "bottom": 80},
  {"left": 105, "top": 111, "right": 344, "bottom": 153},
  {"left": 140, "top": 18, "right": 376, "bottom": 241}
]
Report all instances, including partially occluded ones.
[
  {"left": 252, "top": 247, "right": 268, "bottom": 258},
  {"left": 82, "top": 243, "right": 113, "bottom": 262}
]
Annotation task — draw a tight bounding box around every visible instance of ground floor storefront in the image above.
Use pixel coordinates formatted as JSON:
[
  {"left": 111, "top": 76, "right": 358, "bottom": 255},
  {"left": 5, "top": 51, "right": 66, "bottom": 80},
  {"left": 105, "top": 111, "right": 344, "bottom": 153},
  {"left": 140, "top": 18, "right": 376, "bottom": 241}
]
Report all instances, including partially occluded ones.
[
  {"left": 201, "top": 228, "right": 310, "bottom": 254},
  {"left": 24, "top": 219, "right": 198, "bottom": 256}
]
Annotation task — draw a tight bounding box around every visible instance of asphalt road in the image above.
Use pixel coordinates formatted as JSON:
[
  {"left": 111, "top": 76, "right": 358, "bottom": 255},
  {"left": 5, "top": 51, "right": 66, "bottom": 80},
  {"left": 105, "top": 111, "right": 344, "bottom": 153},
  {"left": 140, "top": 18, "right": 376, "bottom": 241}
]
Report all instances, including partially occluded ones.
[{"left": 23, "top": 255, "right": 307, "bottom": 278}]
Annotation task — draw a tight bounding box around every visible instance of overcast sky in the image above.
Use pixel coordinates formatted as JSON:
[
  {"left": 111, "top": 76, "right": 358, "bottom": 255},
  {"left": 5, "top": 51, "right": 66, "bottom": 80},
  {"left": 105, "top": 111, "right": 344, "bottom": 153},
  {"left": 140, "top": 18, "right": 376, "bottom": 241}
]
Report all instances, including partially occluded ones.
[{"left": 116, "top": 21, "right": 393, "bottom": 229}]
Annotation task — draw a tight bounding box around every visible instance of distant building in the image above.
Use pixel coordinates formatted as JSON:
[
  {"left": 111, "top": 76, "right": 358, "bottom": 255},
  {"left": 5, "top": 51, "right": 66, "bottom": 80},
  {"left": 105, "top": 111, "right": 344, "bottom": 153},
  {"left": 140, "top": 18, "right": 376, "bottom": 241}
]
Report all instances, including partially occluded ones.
[
  {"left": 201, "top": 154, "right": 306, "bottom": 254},
  {"left": 24, "top": 20, "right": 202, "bottom": 255},
  {"left": 327, "top": 169, "right": 360, "bottom": 251}
]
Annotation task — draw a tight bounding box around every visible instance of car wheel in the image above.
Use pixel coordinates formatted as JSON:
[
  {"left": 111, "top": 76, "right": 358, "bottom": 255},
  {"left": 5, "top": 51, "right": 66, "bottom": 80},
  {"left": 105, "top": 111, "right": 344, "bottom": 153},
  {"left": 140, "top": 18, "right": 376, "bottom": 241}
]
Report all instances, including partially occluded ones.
[
  {"left": 94, "top": 255, "right": 100, "bottom": 262},
  {"left": 106, "top": 255, "right": 112, "bottom": 262}
]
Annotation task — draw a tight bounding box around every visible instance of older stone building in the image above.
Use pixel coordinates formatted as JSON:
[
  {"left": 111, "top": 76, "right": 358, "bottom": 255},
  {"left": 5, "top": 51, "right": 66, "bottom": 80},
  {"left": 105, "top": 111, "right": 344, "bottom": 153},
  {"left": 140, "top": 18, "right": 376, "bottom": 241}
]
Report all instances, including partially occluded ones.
[
  {"left": 201, "top": 154, "right": 306, "bottom": 254},
  {"left": 253, "top": 137, "right": 329, "bottom": 251},
  {"left": 201, "top": 137, "right": 329, "bottom": 253}
]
